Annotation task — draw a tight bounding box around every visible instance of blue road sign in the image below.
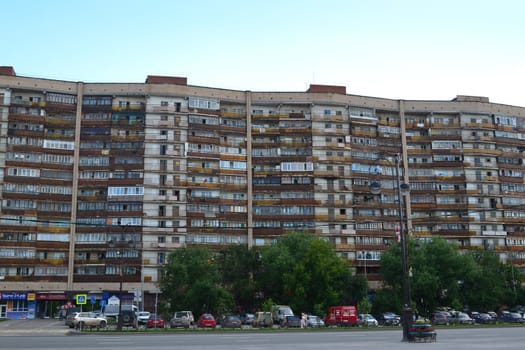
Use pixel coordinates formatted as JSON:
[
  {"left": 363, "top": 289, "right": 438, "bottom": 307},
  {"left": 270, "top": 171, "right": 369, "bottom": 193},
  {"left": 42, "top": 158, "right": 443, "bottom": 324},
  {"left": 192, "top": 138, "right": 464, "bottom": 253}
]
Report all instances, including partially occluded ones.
[{"left": 76, "top": 294, "right": 87, "bottom": 305}]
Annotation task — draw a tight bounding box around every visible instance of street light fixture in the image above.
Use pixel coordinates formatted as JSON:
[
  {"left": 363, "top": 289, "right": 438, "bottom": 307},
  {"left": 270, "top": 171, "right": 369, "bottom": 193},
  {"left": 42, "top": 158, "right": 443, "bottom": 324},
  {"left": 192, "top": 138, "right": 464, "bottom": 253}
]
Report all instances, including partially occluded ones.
[{"left": 369, "top": 153, "right": 412, "bottom": 342}]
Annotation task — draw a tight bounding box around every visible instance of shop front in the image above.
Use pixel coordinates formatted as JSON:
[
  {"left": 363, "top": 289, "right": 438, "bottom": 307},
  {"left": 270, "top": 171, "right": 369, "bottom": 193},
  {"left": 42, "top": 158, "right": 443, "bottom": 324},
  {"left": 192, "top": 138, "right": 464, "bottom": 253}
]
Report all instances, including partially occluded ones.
[
  {"left": 0, "top": 292, "right": 34, "bottom": 319},
  {"left": 35, "top": 293, "right": 68, "bottom": 319}
]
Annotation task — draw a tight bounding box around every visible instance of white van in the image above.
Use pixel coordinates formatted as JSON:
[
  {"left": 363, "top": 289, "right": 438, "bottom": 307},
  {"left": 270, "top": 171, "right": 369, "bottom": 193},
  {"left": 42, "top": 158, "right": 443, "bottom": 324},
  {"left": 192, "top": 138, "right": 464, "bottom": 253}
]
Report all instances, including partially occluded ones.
[{"left": 271, "top": 305, "right": 294, "bottom": 325}]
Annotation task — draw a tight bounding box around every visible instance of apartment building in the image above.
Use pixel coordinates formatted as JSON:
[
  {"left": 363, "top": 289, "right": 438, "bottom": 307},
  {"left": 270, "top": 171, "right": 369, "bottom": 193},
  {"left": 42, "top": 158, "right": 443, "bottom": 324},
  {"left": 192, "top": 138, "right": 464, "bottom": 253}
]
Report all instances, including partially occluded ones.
[{"left": 0, "top": 66, "right": 525, "bottom": 319}]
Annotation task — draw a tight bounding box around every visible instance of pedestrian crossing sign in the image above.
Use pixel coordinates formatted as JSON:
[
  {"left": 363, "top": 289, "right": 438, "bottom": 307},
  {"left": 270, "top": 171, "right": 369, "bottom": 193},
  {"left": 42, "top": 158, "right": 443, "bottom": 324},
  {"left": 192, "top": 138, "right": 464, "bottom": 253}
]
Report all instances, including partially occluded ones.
[{"left": 76, "top": 294, "right": 87, "bottom": 305}]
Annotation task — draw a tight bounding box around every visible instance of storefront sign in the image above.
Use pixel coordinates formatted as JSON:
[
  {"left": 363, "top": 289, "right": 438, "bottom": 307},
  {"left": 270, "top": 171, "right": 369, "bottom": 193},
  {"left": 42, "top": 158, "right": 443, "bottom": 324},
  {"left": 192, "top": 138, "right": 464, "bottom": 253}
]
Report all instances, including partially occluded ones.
[
  {"left": 36, "top": 293, "right": 67, "bottom": 300},
  {"left": 1, "top": 292, "right": 26, "bottom": 300}
]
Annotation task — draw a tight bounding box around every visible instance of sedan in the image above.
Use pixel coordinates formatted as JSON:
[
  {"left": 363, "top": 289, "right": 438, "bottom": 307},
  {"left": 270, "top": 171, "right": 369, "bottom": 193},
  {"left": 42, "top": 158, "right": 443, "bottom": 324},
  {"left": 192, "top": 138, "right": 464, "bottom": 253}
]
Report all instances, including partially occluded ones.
[
  {"left": 136, "top": 311, "right": 151, "bottom": 325},
  {"left": 147, "top": 314, "right": 165, "bottom": 328},
  {"left": 454, "top": 312, "right": 474, "bottom": 325},
  {"left": 198, "top": 313, "right": 217, "bottom": 328},
  {"left": 220, "top": 315, "right": 242, "bottom": 328},
  {"left": 282, "top": 315, "right": 302, "bottom": 328},
  {"left": 500, "top": 312, "right": 524, "bottom": 323},
  {"left": 377, "top": 312, "right": 400, "bottom": 326},
  {"left": 472, "top": 312, "right": 494, "bottom": 324},
  {"left": 306, "top": 314, "right": 325, "bottom": 327}
]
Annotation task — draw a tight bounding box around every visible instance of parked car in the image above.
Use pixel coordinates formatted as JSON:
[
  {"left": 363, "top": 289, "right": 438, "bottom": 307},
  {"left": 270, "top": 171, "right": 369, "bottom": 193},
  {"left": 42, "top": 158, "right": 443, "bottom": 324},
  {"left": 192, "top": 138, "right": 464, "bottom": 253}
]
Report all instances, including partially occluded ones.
[
  {"left": 220, "top": 315, "right": 242, "bottom": 328},
  {"left": 64, "top": 307, "right": 82, "bottom": 328},
  {"left": 432, "top": 311, "right": 450, "bottom": 325},
  {"left": 358, "top": 314, "right": 378, "bottom": 327},
  {"left": 487, "top": 311, "right": 498, "bottom": 323},
  {"left": 240, "top": 313, "right": 255, "bottom": 326},
  {"left": 71, "top": 312, "right": 108, "bottom": 329},
  {"left": 377, "top": 312, "right": 401, "bottom": 326},
  {"left": 119, "top": 310, "right": 138, "bottom": 328},
  {"left": 499, "top": 311, "right": 524, "bottom": 323},
  {"left": 136, "top": 311, "right": 151, "bottom": 325},
  {"left": 147, "top": 314, "right": 165, "bottom": 328},
  {"left": 449, "top": 312, "right": 474, "bottom": 325},
  {"left": 282, "top": 315, "right": 302, "bottom": 328},
  {"left": 198, "top": 313, "right": 217, "bottom": 328},
  {"left": 471, "top": 312, "right": 494, "bottom": 324},
  {"left": 170, "top": 311, "right": 195, "bottom": 329},
  {"left": 253, "top": 311, "right": 273, "bottom": 328},
  {"left": 306, "top": 314, "right": 325, "bottom": 327}
]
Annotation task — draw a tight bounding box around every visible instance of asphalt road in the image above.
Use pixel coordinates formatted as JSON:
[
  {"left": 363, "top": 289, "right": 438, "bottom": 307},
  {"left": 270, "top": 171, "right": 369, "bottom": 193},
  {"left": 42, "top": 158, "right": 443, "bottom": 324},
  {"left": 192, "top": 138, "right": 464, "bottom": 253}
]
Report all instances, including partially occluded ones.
[{"left": 1, "top": 319, "right": 525, "bottom": 350}]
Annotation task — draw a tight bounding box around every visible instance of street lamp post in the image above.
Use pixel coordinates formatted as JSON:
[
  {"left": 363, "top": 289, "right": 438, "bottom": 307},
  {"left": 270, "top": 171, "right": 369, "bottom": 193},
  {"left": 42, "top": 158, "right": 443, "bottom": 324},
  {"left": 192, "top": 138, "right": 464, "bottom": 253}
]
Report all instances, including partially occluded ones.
[
  {"left": 109, "top": 228, "right": 137, "bottom": 332},
  {"left": 117, "top": 252, "right": 124, "bottom": 331},
  {"left": 394, "top": 155, "right": 412, "bottom": 342},
  {"left": 370, "top": 153, "right": 412, "bottom": 342}
]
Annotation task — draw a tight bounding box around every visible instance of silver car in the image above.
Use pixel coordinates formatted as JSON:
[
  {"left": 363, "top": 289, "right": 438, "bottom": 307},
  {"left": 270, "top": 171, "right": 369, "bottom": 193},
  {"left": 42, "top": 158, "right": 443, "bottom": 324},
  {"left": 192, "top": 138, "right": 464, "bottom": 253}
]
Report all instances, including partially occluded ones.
[
  {"left": 170, "top": 311, "right": 194, "bottom": 328},
  {"left": 71, "top": 312, "right": 108, "bottom": 329}
]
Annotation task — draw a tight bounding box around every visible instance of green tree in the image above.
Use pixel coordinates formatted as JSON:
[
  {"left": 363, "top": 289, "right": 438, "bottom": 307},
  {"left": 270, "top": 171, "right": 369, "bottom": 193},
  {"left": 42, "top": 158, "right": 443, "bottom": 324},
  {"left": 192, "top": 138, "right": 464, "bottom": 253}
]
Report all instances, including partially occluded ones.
[
  {"left": 381, "top": 237, "right": 471, "bottom": 315},
  {"left": 216, "top": 245, "right": 260, "bottom": 312},
  {"left": 380, "top": 237, "right": 523, "bottom": 315},
  {"left": 258, "top": 232, "right": 366, "bottom": 314},
  {"left": 159, "top": 246, "right": 234, "bottom": 316},
  {"left": 461, "top": 250, "right": 520, "bottom": 311}
]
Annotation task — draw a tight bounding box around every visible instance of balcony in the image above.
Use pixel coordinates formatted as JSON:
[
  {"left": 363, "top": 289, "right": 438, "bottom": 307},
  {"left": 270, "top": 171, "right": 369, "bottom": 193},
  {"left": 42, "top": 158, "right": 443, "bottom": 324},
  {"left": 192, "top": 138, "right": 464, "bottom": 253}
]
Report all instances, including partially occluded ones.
[{"left": 112, "top": 103, "right": 145, "bottom": 112}]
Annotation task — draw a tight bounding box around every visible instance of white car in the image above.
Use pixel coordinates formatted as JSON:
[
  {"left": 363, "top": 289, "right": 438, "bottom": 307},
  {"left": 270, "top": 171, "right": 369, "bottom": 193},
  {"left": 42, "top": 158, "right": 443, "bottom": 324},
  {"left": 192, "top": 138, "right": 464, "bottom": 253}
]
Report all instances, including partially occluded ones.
[
  {"left": 306, "top": 314, "right": 325, "bottom": 327},
  {"left": 359, "top": 314, "right": 378, "bottom": 327},
  {"left": 136, "top": 311, "right": 151, "bottom": 325},
  {"left": 71, "top": 312, "right": 108, "bottom": 329}
]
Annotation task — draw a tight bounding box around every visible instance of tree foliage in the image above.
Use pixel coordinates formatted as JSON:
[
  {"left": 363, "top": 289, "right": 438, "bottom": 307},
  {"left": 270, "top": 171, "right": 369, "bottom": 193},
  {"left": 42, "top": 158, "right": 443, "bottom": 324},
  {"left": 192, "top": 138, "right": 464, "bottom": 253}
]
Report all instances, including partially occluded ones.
[
  {"left": 216, "top": 245, "right": 260, "bottom": 312},
  {"left": 257, "top": 233, "right": 367, "bottom": 314},
  {"left": 159, "top": 234, "right": 520, "bottom": 318},
  {"left": 159, "top": 233, "right": 365, "bottom": 317},
  {"left": 380, "top": 237, "right": 523, "bottom": 315},
  {"left": 159, "top": 246, "right": 234, "bottom": 316}
]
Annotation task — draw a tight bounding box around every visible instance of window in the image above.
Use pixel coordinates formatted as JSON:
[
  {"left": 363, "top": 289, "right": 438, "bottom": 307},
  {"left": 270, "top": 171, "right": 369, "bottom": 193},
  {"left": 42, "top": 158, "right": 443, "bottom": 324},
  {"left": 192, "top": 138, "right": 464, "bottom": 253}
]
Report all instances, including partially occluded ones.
[{"left": 188, "top": 97, "right": 219, "bottom": 110}]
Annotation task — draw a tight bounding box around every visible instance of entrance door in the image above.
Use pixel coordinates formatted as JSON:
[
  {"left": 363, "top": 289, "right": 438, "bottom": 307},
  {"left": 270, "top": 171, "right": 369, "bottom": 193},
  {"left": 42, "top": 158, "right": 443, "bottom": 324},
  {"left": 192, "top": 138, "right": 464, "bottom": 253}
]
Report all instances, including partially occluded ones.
[{"left": 0, "top": 305, "right": 6, "bottom": 318}]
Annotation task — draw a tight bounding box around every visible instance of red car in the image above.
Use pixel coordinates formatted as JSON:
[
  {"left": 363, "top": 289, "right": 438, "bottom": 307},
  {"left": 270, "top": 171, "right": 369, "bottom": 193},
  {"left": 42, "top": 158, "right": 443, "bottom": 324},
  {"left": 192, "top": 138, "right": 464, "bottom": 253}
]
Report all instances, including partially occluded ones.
[
  {"left": 147, "top": 315, "right": 165, "bottom": 328},
  {"left": 198, "top": 313, "right": 216, "bottom": 328}
]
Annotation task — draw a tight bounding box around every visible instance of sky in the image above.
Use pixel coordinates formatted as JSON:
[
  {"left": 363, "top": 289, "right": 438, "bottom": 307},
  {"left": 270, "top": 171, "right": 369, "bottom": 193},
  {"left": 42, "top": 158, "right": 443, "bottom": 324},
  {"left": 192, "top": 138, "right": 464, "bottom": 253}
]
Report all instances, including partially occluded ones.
[{"left": 2, "top": 0, "right": 525, "bottom": 106}]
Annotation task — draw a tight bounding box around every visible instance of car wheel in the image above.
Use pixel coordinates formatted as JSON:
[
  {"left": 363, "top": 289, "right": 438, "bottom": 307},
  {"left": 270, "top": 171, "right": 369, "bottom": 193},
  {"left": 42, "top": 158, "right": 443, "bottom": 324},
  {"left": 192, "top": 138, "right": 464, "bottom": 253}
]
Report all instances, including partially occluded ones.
[{"left": 99, "top": 320, "right": 107, "bottom": 329}]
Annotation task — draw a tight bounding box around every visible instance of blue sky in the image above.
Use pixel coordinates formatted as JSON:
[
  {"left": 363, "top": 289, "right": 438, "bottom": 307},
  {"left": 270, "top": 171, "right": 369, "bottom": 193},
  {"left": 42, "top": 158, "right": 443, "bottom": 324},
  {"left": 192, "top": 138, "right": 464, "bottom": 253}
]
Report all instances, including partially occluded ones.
[{"left": 2, "top": 0, "right": 524, "bottom": 106}]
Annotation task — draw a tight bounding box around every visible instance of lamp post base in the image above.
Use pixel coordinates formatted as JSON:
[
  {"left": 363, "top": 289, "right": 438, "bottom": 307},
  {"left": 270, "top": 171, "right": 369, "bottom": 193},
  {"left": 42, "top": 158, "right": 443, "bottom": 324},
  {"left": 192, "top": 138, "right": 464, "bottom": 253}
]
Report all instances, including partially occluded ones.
[{"left": 401, "top": 308, "right": 413, "bottom": 342}]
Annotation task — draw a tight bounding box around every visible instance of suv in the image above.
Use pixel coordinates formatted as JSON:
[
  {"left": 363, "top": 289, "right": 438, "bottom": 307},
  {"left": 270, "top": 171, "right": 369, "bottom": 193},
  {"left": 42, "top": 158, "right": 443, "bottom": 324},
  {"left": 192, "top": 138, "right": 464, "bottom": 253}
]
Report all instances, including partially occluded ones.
[
  {"left": 432, "top": 311, "right": 450, "bottom": 325},
  {"left": 253, "top": 311, "right": 273, "bottom": 328},
  {"left": 170, "top": 311, "right": 194, "bottom": 329},
  {"left": 71, "top": 312, "right": 108, "bottom": 329},
  {"left": 119, "top": 310, "right": 138, "bottom": 328}
]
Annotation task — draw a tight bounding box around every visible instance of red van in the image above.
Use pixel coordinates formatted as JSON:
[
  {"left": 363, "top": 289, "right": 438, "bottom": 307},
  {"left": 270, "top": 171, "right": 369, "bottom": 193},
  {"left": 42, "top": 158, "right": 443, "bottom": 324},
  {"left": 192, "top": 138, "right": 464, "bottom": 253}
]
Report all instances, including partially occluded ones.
[{"left": 324, "top": 306, "right": 358, "bottom": 326}]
